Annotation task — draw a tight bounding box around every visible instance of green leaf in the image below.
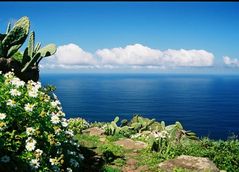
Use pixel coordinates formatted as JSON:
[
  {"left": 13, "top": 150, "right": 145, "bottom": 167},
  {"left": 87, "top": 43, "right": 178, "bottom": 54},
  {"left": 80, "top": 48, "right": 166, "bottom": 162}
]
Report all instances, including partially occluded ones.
[
  {"left": 2, "top": 16, "right": 30, "bottom": 49},
  {"left": 21, "top": 52, "right": 40, "bottom": 72},
  {"left": 28, "top": 31, "right": 35, "bottom": 58},
  {"left": 22, "top": 47, "right": 30, "bottom": 65},
  {"left": 7, "top": 44, "right": 22, "bottom": 58},
  {"left": 114, "top": 116, "right": 120, "bottom": 123},
  {"left": 6, "top": 22, "right": 11, "bottom": 34},
  {"left": 34, "top": 42, "right": 41, "bottom": 53},
  {"left": 37, "top": 43, "right": 56, "bottom": 58}
]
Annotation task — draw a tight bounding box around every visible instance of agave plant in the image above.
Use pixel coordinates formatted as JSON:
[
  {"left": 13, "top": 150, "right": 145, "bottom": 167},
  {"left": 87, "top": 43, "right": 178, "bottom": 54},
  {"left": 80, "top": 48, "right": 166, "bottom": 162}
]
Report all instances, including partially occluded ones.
[{"left": 0, "top": 16, "right": 56, "bottom": 81}]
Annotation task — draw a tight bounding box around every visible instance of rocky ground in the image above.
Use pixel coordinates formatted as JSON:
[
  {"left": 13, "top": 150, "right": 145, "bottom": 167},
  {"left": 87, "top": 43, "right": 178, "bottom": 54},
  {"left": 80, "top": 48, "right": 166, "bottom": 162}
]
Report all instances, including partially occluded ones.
[{"left": 77, "top": 127, "right": 222, "bottom": 172}]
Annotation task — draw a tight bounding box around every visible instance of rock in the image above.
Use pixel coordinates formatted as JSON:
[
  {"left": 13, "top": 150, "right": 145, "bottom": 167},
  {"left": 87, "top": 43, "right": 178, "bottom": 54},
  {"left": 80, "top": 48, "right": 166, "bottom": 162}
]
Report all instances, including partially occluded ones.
[
  {"left": 158, "top": 155, "right": 220, "bottom": 172},
  {"left": 137, "top": 165, "right": 149, "bottom": 172},
  {"left": 83, "top": 127, "right": 105, "bottom": 136},
  {"left": 115, "top": 138, "right": 147, "bottom": 150},
  {"left": 126, "top": 158, "right": 138, "bottom": 166},
  {"left": 122, "top": 158, "right": 138, "bottom": 172}
]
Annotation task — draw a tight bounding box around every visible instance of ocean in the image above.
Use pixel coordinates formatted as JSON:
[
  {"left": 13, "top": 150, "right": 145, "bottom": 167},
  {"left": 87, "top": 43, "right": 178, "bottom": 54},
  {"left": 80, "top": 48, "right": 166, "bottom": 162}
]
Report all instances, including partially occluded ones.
[{"left": 40, "top": 73, "right": 239, "bottom": 140}]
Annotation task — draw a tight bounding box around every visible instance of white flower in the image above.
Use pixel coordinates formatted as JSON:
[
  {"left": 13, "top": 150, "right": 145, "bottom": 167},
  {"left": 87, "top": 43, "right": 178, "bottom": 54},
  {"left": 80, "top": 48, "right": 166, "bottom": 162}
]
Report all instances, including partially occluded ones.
[
  {"left": 26, "top": 127, "right": 35, "bottom": 135},
  {"left": 54, "top": 128, "right": 62, "bottom": 135},
  {"left": 55, "top": 100, "right": 61, "bottom": 105},
  {"left": 24, "top": 103, "right": 35, "bottom": 112},
  {"left": 57, "top": 111, "right": 65, "bottom": 117},
  {"left": 70, "top": 158, "right": 79, "bottom": 168},
  {"left": 26, "top": 142, "right": 36, "bottom": 151},
  {"left": 51, "top": 115, "right": 60, "bottom": 124},
  {"left": 49, "top": 157, "right": 58, "bottom": 166},
  {"left": 35, "top": 82, "right": 41, "bottom": 90},
  {"left": 0, "top": 71, "right": 2, "bottom": 74},
  {"left": 28, "top": 90, "right": 38, "bottom": 98},
  {"left": 10, "top": 89, "right": 21, "bottom": 96},
  {"left": 50, "top": 101, "right": 58, "bottom": 108},
  {"left": 4, "top": 72, "right": 14, "bottom": 79},
  {"left": 43, "top": 95, "right": 50, "bottom": 102},
  {"left": 61, "top": 121, "right": 68, "bottom": 127},
  {"left": 6, "top": 99, "right": 16, "bottom": 107},
  {"left": 25, "top": 137, "right": 36, "bottom": 151},
  {"left": 65, "top": 130, "right": 74, "bottom": 137},
  {"left": 66, "top": 168, "right": 73, "bottom": 172},
  {"left": 35, "top": 149, "right": 43, "bottom": 156},
  {"left": 0, "top": 113, "right": 6, "bottom": 120},
  {"left": 30, "top": 159, "right": 40, "bottom": 169},
  {"left": 27, "top": 80, "right": 41, "bottom": 90},
  {"left": 1, "top": 155, "right": 10, "bottom": 163},
  {"left": 10, "top": 77, "right": 25, "bottom": 88}
]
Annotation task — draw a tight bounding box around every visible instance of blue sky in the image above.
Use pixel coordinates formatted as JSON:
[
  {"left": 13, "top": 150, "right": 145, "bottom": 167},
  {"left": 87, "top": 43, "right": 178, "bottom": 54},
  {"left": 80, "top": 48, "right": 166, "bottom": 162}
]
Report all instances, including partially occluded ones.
[{"left": 1, "top": 2, "right": 239, "bottom": 74}]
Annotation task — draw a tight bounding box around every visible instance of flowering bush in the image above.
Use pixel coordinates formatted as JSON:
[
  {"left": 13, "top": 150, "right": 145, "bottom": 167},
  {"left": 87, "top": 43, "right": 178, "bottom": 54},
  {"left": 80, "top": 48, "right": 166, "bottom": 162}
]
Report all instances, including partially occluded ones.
[
  {"left": 67, "top": 118, "right": 90, "bottom": 135},
  {"left": 0, "top": 72, "right": 83, "bottom": 171}
]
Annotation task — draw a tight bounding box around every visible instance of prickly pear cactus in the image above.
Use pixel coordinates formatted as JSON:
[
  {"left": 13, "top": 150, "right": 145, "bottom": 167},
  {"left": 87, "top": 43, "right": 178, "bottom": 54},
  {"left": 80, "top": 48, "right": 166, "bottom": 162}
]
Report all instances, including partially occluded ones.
[
  {"left": 2, "top": 16, "right": 30, "bottom": 57},
  {"left": 0, "top": 16, "right": 56, "bottom": 82}
]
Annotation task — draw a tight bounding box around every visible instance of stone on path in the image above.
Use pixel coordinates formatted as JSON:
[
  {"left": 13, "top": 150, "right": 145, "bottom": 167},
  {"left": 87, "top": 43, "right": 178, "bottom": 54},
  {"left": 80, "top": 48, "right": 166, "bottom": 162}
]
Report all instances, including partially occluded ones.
[
  {"left": 122, "top": 158, "right": 149, "bottom": 172},
  {"left": 158, "top": 155, "right": 220, "bottom": 172},
  {"left": 115, "top": 138, "right": 147, "bottom": 150},
  {"left": 82, "top": 127, "right": 105, "bottom": 136}
]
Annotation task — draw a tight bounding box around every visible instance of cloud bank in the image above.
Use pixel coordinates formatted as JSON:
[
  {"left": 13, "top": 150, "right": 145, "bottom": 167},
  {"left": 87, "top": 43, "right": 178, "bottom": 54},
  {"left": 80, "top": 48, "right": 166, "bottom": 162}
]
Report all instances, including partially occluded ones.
[
  {"left": 41, "top": 43, "right": 215, "bottom": 70},
  {"left": 223, "top": 56, "right": 239, "bottom": 67},
  {"left": 96, "top": 44, "right": 214, "bottom": 67}
]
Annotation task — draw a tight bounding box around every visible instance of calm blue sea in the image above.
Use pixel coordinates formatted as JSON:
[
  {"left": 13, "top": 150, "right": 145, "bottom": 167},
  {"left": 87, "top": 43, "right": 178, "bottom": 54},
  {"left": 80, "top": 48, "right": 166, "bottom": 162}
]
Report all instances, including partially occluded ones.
[{"left": 40, "top": 73, "right": 239, "bottom": 140}]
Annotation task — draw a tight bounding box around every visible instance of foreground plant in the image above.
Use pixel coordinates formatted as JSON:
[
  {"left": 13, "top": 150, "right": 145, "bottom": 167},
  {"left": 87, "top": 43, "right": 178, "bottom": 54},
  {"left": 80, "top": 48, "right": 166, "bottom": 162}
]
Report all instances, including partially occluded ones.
[
  {"left": 0, "top": 16, "right": 56, "bottom": 82},
  {"left": 0, "top": 72, "right": 83, "bottom": 171}
]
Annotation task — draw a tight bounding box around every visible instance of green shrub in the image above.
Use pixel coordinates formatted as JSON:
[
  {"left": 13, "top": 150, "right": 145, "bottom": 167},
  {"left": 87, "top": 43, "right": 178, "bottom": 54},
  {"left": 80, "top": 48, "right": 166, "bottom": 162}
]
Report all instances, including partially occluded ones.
[
  {"left": 68, "top": 118, "right": 90, "bottom": 134},
  {"left": 102, "top": 165, "right": 121, "bottom": 172},
  {"left": 0, "top": 72, "right": 83, "bottom": 171},
  {"left": 172, "top": 138, "right": 239, "bottom": 172}
]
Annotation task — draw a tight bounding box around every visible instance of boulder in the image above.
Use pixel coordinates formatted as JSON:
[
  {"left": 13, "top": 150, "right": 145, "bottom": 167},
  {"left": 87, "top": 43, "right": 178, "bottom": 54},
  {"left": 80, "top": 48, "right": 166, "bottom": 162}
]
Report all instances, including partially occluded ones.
[{"left": 158, "top": 155, "right": 220, "bottom": 172}]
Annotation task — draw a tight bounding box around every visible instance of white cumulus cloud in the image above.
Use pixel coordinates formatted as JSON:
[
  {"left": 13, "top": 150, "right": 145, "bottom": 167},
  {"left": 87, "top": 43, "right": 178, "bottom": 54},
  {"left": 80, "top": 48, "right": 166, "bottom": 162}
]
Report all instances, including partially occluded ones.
[
  {"left": 96, "top": 44, "right": 162, "bottom": 65},
  {"left": 223, "top": 56, "right": 239, "bottom": 67},
  {"left": 96, "top": 44, "right": 214, "bottom": 67},
  {"left": 53, "top": 43, "right": 96, "bottom": 65},
  {"left": 41, "top": 43, "right": 215, "bottom": 70}
]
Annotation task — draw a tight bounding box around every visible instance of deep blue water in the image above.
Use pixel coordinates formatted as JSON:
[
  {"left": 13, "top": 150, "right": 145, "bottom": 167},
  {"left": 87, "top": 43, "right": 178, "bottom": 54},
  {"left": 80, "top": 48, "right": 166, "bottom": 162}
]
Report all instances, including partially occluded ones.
[{"left": 40, "top": 73, "right": 239, "bottom": 140}]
